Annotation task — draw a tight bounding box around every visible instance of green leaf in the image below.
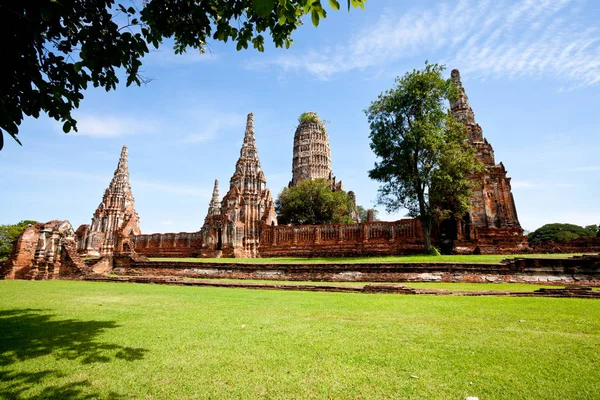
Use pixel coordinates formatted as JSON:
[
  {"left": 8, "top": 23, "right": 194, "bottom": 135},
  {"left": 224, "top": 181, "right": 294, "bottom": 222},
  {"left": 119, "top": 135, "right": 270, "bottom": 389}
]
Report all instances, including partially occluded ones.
[
  {"left": 329, "top": 0, "right": 340, "bottom": 10},
  {"left": 62, "top": 121, "right": 71, "bottom": 133},
  {"left": 311, "top": 9, "right": 319, "bottom": 26},
  {"left": 252, "top": 0, "right": 276, "bottom": 17}
]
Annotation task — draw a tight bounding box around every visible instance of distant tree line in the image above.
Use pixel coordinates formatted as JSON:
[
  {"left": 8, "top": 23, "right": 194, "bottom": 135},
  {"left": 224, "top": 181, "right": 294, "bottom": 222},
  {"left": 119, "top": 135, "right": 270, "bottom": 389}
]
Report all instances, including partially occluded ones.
[{"left": 527, "top": 223, "right": 598, "bottom": 244}]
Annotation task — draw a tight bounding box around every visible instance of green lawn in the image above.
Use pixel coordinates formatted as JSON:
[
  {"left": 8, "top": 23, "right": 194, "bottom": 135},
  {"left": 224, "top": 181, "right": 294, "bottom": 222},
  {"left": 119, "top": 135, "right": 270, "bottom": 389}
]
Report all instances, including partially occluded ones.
[
  {"left": 0, "top": 281, "right": 598, "bottom": 399},
  {"left": 149, "top": 253, "right": 592, "bottom": 264}
]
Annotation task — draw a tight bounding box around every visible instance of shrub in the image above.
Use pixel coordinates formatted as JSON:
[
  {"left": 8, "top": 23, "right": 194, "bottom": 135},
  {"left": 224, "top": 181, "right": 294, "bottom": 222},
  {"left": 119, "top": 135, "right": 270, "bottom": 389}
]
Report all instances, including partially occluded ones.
[{"left": 298, "top": 112, "right": 320, "bottom": 124}]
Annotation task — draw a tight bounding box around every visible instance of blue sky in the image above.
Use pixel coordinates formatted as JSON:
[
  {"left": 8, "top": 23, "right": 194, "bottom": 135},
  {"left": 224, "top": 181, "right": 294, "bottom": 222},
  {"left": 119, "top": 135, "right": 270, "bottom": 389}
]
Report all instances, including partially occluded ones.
[{"left": 1, "top": 0, "right": 599, "bottom": 234}]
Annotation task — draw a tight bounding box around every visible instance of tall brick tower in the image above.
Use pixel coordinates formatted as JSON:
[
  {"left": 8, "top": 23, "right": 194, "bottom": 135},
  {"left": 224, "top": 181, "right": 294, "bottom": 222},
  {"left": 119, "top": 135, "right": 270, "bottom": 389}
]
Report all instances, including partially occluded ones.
[
  {"left": 78, "top": 145, "right": 141, "bottom": 256},
  {"left": 290, "top": 111, "right": 342, "bottom": 191},
  {"left": 202, "top": 113, "right": 277, "bottom": 257},
  {"left": 449, "top": 70, "right": 524, "bottom": 252}
]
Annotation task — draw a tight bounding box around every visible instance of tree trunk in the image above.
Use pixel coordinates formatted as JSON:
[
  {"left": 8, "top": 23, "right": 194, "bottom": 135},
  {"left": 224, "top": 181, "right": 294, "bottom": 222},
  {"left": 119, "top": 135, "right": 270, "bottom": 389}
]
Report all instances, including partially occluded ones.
[
  {"left": 416, "top": 182, "right": 432, "bottom": 253},
  {"left": 420, "top": 216, "right": 432, "bottom": 252}
]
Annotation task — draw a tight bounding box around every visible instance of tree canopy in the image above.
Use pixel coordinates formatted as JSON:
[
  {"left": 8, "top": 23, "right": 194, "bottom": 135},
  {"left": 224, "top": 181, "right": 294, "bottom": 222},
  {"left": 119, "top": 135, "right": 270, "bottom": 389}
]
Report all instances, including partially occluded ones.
[
  {"left": 528, "top": 223, "right": 597, "bottom": 244},
  {"left": 275, "top": 179, "right": 355, "bottom": 225},
  {"left": 365, "top": 63, "right": 482, "bottom": 252},
  {"left": 584, "top": 224, "right": 599, "bottom": 236},
  {"left": 0, "top": 0, "right": 365, "bottom": 150},
  {"left": 0, "top": 220, "right": 38, "bottom": 260}
]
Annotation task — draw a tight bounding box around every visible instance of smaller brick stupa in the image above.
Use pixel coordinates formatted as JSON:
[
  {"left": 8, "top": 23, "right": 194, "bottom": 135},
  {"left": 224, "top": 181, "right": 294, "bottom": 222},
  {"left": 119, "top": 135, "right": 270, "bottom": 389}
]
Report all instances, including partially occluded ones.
[{"left": 76, "top": 145, "right": 141, "bottom": 256}]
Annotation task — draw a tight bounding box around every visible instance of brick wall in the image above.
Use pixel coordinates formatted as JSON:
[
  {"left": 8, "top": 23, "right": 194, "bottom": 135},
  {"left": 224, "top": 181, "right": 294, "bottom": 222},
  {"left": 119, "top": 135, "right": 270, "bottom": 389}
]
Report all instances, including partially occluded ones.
[
  {"left": 259, "top": 219, "right": 425, "bottom": 257},
  {"left": 130, "top": 232, "right": 204, "bottom": 257}
]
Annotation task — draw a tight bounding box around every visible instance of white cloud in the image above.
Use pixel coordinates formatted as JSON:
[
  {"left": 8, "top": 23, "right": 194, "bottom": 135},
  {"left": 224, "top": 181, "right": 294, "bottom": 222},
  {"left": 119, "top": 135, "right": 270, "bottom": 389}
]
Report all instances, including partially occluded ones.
[
  {"left": 249, "top": 0, "right": 600, "bottom": 87},
  {"left": 182, "top": 111, "right": 247, "bottom": 143},
  {"left": 68, "top": 114, "right": 159, "bottom": 138}
]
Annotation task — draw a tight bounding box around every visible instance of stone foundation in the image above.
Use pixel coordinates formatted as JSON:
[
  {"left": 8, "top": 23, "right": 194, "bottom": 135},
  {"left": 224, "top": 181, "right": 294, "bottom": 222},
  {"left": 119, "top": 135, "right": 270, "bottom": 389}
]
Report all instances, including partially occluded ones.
[
  {"left": 110, "top": 255, "right": 600, "bottom": 286},
  {"left": 453, "top": 227, "right": 529, "bottom": 254}
]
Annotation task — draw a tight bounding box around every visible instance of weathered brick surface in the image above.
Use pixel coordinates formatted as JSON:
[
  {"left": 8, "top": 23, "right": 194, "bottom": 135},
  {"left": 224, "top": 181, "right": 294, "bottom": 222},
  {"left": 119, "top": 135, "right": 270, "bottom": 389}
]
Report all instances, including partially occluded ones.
[
  {"left": 110, "top": 255, "right": 600, "bottom": 286},
  {"left": 1, "top": 220, "right": 88, "bottom": 280},
  {"left": 449, "top": 70, "right": 526, "bottom": 254},
  {"left": 290, "top": 111, "right": 342, "bottom": 191},
  {"left": 130, "top": 232, "right": 203, "bottom": 257},
  {"left": 1, "top": 223, "right": 41, "bottom": 279}
]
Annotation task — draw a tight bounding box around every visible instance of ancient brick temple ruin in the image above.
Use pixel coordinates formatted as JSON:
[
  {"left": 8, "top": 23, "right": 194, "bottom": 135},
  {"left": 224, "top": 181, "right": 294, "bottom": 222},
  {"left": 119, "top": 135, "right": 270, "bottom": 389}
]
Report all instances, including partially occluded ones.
[
  {"left": 76, "top": 146, "right": 142, "bottom": 256},
  {"left": 447, "top": 69, "right": 526, "bottom": 253},
  {"left": 2, "top": 70, "right": 533, "bottom": 273},
  {"left": 0, "top": 147, "right": 142, "bottom": 279},
  {"left": 288, "top": 111, "right": 359, "bottom": 222},
  {"left": 1, "top": 220, "right": 87, "bottom": 279},
  {"left": 199, "top": 113, "right": 278, "bottom": 257},
  {"left": 131, "top": 113, "right": 278, "bottom": 258},
  {"left": 290, "top": 111, "right": 343, "bottom": 191}
]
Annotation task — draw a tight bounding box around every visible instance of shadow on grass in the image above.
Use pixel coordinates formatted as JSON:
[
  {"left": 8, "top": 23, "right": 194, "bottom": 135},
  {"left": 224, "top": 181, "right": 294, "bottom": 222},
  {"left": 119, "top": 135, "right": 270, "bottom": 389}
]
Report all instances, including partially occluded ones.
[
  {"left": 0, "top": 308, "right": 148, "bottom": 399},
  {"left": 0, "top": 369, "right": 123, "bottom": 399}
]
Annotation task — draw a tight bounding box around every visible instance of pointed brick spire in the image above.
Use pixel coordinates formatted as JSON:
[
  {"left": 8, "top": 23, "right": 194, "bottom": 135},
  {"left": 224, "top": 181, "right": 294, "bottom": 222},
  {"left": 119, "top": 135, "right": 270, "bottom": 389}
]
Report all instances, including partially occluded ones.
[
  {"left": 240, "top": 112, "right": 258, "bottom": 160},
  {"left": 116, "top": 145, "right": 128, "bottom": 173},
  {"left": 450, "top": 69, "right": 476, "bottom": 125},
  {"left": 450, "top": 69, "right": 488, "bottom": 155},
  {"left": 86, "top": 145, "right": 140, "bottom": 255},
  {"left": 230, "top": 113, "right": 265, "bottom": 193},
  {"left": 107, "top": 145, "right": 133, "bottom": 195},
  {"left": 208, "top": 179, "right": 221, "bottom": 216}
]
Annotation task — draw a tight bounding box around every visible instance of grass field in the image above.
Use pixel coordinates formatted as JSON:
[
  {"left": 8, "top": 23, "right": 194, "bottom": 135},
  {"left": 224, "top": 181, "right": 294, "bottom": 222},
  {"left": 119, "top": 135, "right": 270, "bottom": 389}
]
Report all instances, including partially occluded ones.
[
  {"left": 149, "top": 253, "right": 591, "bottom": 264},
  {"left": 1, "top": 280, "right": 599, "bottom": 399}
]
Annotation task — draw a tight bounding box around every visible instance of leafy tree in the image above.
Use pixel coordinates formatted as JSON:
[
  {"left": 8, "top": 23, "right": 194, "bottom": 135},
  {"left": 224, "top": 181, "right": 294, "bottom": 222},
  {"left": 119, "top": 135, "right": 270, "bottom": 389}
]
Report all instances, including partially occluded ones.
[
  {"left": 365, "top": 63, "right": 482, "bottom": 252},
  {"left": 584, "top": 224, "right": 599, "bottom": 235},
  {"left": 0, "top": 220, "right": 38, "bottom": 260},
  {"left": 0, "top": 0, "right": 365, "bottom": 150},
  {"left": 356, "top": 205, "right": 379, "bottom": 222},
  {"left": 276, "top": 178, "right": 355, "bottom": 225},
  {"left": 528, "top": 223, "right": 597, "bottom": 244}
]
